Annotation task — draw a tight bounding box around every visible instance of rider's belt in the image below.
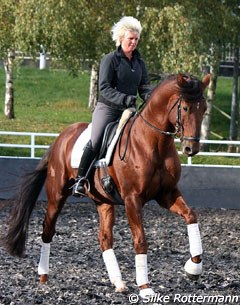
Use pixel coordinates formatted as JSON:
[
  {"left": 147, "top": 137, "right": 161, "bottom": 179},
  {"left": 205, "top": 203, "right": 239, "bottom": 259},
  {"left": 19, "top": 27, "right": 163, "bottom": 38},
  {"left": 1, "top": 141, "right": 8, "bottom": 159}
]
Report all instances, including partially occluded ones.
[{"left": 98, "top": 96, "right": 125, "bottom": 111}]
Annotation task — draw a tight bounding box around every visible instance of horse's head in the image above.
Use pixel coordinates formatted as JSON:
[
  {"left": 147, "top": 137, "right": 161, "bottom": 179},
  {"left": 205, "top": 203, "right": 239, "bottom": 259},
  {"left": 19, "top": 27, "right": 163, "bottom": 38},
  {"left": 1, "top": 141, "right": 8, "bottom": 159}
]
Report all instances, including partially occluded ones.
[{"left": 169, "top": 74, "right": 210, "bottom": 156}]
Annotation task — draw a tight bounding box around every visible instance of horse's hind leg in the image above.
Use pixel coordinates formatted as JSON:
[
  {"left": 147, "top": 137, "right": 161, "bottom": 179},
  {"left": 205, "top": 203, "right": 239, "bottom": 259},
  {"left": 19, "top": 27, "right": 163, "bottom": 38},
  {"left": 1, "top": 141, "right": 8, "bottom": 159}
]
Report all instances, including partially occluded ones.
[
  {"left": 97, "top": 203, "right": 126, "bottom": 292},
  {"left": 157, "top": 189, "right": 203, "bottom": 280},
  {"left": 38, "top": 182, "right": 68, "bottom": 283}
]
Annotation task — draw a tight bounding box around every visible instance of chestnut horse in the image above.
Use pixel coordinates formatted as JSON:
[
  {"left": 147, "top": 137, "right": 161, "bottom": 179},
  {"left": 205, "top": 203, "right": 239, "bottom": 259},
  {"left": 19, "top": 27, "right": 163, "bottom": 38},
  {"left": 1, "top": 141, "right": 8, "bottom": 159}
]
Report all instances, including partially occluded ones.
[{"left": 3, "top": 74, "right": 210, "bottom": 298}]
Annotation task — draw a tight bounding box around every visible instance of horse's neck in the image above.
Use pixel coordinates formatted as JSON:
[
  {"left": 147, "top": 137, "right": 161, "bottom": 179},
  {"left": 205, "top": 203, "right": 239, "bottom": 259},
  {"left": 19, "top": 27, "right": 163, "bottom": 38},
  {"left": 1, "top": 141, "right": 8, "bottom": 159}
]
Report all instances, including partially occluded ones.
[
  {"left": 134, "top": 91, "right": 176, "bottom": 152},
  {"left": 140, "top": 94, "right": 172, "bottom": 133}
]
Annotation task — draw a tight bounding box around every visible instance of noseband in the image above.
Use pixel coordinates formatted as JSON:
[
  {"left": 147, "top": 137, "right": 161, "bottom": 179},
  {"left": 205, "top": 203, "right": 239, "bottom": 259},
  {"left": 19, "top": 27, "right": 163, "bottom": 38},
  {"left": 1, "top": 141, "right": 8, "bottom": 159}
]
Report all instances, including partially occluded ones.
[{"left": 138, "top": 96, "right": 200, "bottom": 142}]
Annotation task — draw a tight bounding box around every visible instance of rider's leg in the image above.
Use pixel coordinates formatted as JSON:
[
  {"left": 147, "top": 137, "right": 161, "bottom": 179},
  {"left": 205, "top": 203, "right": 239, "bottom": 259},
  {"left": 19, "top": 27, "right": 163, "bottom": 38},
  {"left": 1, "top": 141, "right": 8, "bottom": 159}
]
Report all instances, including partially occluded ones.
[
  {"left": 72, "top": 140, "right": 98, "bottom": 196},
  {"left": 73, "top": 102, "right": 122, "bottom": 196}
]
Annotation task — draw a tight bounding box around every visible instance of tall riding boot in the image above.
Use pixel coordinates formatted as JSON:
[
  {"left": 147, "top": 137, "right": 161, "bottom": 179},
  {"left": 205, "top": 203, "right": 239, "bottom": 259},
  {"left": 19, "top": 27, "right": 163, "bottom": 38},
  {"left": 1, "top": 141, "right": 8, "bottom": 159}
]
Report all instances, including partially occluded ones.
[{"left": 72, "top": 140, "right": 98, "bottom": 197}]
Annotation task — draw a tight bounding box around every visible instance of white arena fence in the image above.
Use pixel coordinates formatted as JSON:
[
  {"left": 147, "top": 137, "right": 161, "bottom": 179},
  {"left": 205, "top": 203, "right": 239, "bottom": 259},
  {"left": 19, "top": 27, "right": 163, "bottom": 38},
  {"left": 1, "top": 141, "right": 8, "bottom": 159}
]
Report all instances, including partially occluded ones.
[{"left": 1, "top": 131, "right": 240, "bottom": 168}]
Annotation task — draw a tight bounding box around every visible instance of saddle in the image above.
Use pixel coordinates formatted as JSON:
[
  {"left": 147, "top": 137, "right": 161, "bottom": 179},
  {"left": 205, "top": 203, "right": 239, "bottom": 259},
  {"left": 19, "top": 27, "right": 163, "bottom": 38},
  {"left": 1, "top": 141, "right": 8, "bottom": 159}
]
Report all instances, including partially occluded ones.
[
  {"left": 71, "top": 108, "right": 135, "bottom": 205},
  {"left": 98, "top": 121, "right": 118, "bottom": 161}
]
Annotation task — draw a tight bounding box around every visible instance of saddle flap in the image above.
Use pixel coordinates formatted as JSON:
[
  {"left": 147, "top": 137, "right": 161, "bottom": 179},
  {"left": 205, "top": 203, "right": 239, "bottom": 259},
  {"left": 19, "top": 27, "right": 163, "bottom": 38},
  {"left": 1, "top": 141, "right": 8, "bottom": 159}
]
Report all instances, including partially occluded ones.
[{"left": 98, "top": 121, "right": 118, "bottom": 159}]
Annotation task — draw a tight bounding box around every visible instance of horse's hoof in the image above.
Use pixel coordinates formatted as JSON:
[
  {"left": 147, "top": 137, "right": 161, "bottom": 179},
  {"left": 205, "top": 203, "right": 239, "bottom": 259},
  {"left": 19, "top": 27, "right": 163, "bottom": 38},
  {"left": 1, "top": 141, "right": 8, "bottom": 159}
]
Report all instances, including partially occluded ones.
[
  {"left": 39, "top": 274, "right": 48, "bottom": 283},
  {"left": 139, "top": 287, "right": 155, "bottom": 299},
  {"left": 184, "top": 258, "right": 202, "bottom": 280},
  {"left": 114, "top": 280, "right": 127, "bottom": 293},
  {"left": 185, "top": 272, "right": 201, "bottom": 281}
]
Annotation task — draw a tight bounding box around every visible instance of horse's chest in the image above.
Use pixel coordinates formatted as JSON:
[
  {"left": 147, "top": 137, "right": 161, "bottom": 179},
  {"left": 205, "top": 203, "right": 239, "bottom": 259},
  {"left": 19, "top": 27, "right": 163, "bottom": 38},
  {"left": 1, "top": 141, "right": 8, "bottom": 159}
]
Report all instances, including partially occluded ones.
[{"left": 161, "top": 158, "right": 181, "bottom": 186}]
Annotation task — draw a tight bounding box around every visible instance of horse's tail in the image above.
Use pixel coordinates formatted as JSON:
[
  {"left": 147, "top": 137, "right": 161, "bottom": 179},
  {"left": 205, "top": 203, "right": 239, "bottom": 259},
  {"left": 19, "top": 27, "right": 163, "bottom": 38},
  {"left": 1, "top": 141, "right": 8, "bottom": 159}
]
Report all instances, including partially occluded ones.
[{"left": 3, "top": 148, "right": 51, "bottom": 257}]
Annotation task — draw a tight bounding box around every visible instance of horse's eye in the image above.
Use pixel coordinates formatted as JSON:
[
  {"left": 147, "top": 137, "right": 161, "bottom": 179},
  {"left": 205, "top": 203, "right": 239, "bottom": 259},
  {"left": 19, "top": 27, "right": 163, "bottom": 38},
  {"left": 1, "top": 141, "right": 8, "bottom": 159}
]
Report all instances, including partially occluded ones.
[{"left": 183, "top": 106, "right": 188, "bottom": 112}]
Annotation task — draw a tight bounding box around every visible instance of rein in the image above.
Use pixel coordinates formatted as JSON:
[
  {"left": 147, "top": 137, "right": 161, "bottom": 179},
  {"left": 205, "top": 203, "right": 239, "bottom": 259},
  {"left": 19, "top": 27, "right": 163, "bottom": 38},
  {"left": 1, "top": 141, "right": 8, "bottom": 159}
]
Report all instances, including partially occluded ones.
[
  {"left": 118, "top": 114, "right": 138, "bottom": 160},
  {"left": 138, "top": 96, "right": 200, "bottom": 142},
  {"left": 118, "top": 94, "right": 201, "bottom": 161}
]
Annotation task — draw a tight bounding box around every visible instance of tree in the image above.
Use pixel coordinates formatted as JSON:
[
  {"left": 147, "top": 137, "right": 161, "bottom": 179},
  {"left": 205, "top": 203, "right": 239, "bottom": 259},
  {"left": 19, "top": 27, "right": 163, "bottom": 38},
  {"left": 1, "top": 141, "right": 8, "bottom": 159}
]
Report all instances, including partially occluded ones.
[
  {"left": 15, "top": 0, "right": 157, "bottom": 108},
  {"left": 4, "top": 0, "right": 238, "bottom": 131},
  {"left": 224, "top": 0, "right": 240, "bottom": 149},
  {"left": 135, "top": 1, "right": 227, "bottom": 146},
  {"left": 0, "top": 0, "right": 17, "bottom": 119}
]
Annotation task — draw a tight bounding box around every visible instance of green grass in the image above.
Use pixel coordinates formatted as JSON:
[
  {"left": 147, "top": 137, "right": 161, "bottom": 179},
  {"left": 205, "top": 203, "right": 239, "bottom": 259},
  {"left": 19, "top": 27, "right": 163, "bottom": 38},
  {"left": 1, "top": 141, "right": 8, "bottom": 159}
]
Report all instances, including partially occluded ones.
[
  {"left": 0, "top": 66, "right": 239, "bottom": 164},
  {"left": 211, "top": 77, "right": 233, "bottom": 140},
  {"left": 0, "top": 66, "right": 93, "bottom": 157},
  {"left": 0, "top": 66, "right": 92, "bottom": 133}
]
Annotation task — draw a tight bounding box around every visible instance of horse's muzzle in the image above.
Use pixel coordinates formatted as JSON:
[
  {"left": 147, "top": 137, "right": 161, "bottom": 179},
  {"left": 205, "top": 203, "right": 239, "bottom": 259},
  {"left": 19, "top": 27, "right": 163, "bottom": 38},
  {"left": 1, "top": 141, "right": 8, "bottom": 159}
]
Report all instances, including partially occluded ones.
[{"left": 181, "top": 138, "right": 200, "bottom": 157}]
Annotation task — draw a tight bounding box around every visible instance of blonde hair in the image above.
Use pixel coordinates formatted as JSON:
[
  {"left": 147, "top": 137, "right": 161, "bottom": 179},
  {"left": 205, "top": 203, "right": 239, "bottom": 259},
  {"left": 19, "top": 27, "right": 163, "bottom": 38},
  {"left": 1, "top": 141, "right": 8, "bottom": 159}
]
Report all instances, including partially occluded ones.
[{"left": 111, "top": 16, "right": 142, "bottom": 47}]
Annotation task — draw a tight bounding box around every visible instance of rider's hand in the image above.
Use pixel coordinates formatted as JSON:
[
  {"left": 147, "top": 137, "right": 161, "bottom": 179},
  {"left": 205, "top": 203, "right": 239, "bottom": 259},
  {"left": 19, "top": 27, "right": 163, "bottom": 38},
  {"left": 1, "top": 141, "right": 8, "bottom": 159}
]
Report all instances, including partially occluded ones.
[{"left": 124, "top": 95, "right": 137, "bottom": 107}]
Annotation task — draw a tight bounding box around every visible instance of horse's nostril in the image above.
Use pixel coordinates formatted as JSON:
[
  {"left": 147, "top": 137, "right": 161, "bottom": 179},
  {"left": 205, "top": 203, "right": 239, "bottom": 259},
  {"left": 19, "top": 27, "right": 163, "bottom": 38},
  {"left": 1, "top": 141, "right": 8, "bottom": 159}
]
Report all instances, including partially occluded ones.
[{"left": 185, "top": 146, "right": 192, "bottom": 155}]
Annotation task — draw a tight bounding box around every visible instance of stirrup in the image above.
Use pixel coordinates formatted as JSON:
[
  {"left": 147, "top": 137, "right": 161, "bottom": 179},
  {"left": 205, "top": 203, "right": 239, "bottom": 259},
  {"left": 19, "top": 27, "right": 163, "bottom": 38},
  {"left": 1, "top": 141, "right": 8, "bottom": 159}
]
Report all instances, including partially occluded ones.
[{"left": 72, "top": 177, "right": 90, "bottom": 197}]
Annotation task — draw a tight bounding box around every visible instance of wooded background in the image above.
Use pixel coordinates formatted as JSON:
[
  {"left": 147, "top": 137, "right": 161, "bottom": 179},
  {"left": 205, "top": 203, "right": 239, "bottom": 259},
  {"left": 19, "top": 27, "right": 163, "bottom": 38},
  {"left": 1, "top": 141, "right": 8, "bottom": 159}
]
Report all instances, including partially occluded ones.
[{"left": 0, "top": 0, "right": 239, "bottom": 143}]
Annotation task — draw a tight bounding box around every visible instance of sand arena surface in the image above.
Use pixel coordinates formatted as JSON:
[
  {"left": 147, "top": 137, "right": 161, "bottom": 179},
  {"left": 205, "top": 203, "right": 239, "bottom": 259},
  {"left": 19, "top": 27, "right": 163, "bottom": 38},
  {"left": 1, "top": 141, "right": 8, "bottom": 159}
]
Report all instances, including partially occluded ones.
[{"left": 0, "top": 200, "right": 239, "bottom": 305}]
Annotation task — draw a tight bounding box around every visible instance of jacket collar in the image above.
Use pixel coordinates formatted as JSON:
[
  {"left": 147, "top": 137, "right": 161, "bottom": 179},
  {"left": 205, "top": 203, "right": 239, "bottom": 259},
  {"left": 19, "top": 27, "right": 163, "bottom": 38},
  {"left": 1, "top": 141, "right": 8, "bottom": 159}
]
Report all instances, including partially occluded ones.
[{"left": 116, "top": 45, "right": 141, "bottom": 60}]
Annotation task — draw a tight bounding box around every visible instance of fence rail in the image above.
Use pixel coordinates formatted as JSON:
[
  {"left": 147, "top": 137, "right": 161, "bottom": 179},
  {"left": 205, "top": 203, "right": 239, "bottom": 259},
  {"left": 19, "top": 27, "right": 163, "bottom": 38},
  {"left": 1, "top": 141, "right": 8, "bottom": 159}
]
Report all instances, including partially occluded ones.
[{"left": 1, "top": 131, "right": 240, "bottom": 167}]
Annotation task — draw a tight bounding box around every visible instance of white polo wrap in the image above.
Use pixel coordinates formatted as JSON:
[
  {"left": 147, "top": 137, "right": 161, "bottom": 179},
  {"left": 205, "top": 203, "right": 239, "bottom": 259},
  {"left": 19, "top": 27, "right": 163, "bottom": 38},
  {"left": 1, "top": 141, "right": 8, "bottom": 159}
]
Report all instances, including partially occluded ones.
[
  {"left": 38, "top": 242, "right": 50, "bottom": 275},
  {"left": 184, "top": 258, "right": 203, "bottom": 275},
  {"left": 102, "top": 249, "right": 122, "bottom": 286},
  {"left": 187, "top": 223, "right": 203, "bottom": 257},
  {"left": 135, "top": 254, "right": 149, "bottom": 287}
]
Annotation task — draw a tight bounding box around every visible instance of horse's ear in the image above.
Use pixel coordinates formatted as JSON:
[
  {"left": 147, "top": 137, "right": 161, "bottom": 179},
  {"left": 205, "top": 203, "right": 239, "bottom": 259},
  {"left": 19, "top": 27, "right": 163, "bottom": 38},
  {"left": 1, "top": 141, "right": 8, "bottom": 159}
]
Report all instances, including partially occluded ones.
[
  {"left": 202, "top": 74, "right": 211, "bottom": 90},
  {"left": 177, "top": 74, "right": 188, "bottom": 87}
]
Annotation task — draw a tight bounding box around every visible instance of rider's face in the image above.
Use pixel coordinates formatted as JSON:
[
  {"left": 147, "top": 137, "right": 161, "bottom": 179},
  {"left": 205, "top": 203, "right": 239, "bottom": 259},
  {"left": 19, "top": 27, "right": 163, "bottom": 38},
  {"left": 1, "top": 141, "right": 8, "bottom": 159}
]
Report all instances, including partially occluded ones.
[{"left": 120, "top": 31, "right": 139, "bottom": 55}]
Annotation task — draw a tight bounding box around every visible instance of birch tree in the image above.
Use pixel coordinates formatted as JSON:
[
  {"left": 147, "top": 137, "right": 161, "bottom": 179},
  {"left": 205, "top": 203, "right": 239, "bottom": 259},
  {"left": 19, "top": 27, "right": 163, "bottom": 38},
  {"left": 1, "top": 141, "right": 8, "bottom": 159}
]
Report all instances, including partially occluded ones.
[
  {"left": 14, "top": 0, "right": 151, "bottom": 109},
  {"left": 225, "top": 1, "right": 240, "bottom": 148},
  {"left": 0, "top": 0, "right": 17, "bottom": 119}
]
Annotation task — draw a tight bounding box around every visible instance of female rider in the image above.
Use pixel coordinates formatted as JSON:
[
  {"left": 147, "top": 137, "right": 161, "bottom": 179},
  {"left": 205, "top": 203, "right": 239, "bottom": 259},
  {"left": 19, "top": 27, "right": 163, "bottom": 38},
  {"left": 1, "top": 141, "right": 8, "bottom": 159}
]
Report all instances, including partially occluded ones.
[{"left": 73, "top": 16, "right": 152, "bottom": 196}]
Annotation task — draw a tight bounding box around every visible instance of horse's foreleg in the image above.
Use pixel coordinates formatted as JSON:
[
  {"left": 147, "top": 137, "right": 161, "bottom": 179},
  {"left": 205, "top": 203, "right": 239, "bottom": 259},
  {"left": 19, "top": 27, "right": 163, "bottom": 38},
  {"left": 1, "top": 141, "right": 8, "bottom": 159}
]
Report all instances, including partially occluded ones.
[
  {"left": 157, "top": 190, "right": 203, "bottom": 279},
  {"left": 97, "top": 203, "right": 126, "bottom": 292},
  {"left": 125, "top": 199, "right": 155, "bottom": 298}
]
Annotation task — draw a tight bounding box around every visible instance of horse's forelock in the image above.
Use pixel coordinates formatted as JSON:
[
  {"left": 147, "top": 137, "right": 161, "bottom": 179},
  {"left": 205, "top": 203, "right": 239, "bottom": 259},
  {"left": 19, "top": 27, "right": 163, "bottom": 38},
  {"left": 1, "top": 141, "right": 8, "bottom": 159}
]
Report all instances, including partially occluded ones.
[
  {"left": 178, "top": 75, "right": 204, "bottom": 102},
  {"left": 157, "top": 74, "right": 203, "bottom": 102},
  {"left": 153, "top": 74, "right": 204, "bottom": 103}
]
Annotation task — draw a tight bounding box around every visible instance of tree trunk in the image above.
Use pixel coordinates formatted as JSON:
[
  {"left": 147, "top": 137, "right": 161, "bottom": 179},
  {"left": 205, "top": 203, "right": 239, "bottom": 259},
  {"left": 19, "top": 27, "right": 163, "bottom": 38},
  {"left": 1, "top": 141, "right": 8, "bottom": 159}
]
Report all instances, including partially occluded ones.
[
  {"left": 201, "top": 43, "right": 220, "bottom": 151},
  {"left": 228, "top": 46, "right": 239, "bottom": 152},
  {"left": 201, "top": 71, "right": 218, "bottom": 150},
  {"left": 88, "top": 62, "right": 99, "bottom": 111},
  {"left": 39, "top": 45, "right": 47, "bottom": 70},
  {"left": 4, "top": 50, "right": 15, "bottom": 119}
]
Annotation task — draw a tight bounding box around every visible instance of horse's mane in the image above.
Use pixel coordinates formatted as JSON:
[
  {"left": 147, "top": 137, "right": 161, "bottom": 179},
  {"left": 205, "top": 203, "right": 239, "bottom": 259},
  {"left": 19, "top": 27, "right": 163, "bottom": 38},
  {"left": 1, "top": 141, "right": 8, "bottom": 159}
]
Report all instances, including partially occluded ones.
[{"left": 160, "top": 74, "right": 204, "bottom": 102}]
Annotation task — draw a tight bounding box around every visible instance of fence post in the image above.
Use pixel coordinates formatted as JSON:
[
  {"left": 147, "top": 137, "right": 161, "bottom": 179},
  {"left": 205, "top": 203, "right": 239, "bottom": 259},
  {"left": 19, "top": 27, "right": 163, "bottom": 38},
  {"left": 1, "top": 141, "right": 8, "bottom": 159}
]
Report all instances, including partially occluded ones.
[{"left": 31, "top": 134, "right": 35, "bottom": 158}]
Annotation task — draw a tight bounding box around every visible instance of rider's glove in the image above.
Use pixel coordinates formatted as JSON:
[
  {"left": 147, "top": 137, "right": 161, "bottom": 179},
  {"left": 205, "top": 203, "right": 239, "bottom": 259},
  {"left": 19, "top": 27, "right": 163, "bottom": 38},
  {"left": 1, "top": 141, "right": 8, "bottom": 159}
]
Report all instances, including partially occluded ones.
[{"left": 124, "top": 95, "right": 137, "bottom": 108}]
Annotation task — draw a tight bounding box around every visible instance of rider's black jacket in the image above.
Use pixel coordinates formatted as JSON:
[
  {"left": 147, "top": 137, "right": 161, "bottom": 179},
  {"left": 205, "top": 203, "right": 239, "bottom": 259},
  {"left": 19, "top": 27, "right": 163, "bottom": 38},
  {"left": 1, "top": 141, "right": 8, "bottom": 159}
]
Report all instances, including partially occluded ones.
[{"left": 98, "top": 46, "right": 152, "bottom": 110}]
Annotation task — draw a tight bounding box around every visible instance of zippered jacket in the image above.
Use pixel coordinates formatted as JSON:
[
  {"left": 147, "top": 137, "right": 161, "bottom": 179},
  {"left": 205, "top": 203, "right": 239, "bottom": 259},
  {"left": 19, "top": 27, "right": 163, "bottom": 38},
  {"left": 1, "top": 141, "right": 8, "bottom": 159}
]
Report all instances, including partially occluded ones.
[{"left": 98, "top": 46, "right": 152, "bottom": 110}]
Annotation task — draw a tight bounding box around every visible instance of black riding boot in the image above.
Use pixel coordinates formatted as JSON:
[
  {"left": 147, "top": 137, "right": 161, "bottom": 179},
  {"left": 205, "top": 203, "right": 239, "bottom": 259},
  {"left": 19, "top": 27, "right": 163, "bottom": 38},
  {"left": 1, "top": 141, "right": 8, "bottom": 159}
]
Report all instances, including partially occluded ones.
[{"left": 72, "top": 140, "right": 98, "bottom": 197}]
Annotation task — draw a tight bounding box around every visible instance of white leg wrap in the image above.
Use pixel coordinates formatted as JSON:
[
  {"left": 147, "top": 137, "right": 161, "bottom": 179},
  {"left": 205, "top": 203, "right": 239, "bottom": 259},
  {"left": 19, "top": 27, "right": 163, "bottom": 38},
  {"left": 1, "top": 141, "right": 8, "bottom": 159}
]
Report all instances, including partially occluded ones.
[
  {"left": 38, "top": 242, "right": 50, "bottom": 275},
  {"left": 187, "top": 223, "right": 203, "bottom": 257},
  {"left": 184, "top": 258, "right": 203, "bottom": 275},
  {"left": 139, "top": 288, "right": 155, "bottom": 299},
  {"left": 102, "top": 249, "right": 125, "bottom": 291},
  {"left": 135, "top": 254, "right": 149, "bottom": 287}
]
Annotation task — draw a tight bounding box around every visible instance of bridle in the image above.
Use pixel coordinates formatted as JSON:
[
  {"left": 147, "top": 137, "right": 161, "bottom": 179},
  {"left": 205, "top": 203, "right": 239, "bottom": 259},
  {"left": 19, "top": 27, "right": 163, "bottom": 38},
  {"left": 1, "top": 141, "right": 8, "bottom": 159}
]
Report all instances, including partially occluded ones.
[
  {"left": 138, "top": 95, "right": 201, "bottom": 142},
  {"left": 118, "top": 95, "right": 202, "bottom": 160}
]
